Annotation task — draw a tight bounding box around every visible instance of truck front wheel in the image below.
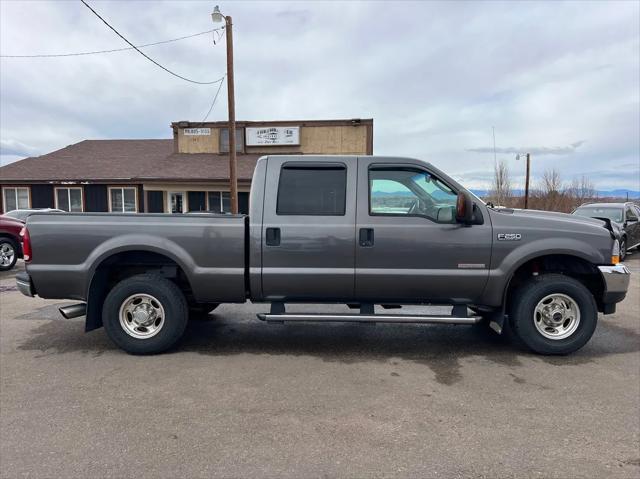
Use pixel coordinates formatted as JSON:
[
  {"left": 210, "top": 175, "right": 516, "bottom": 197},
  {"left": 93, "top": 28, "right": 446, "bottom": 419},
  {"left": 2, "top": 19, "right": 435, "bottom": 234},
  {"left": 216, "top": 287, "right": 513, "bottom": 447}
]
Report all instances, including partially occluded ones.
[
  {"left": 102, "top": 274, "right": 188, "bottom": 354},
  {"left": 509, "top": 274, "right": 597, "bottom": 355}
]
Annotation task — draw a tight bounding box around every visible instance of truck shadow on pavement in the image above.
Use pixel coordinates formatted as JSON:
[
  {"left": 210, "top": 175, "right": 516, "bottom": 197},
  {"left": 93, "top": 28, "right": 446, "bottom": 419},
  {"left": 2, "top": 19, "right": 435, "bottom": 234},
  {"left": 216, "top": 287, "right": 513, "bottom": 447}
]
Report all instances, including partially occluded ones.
[{"left": 16, "top": 304, "right": 640, "bottom": 386}]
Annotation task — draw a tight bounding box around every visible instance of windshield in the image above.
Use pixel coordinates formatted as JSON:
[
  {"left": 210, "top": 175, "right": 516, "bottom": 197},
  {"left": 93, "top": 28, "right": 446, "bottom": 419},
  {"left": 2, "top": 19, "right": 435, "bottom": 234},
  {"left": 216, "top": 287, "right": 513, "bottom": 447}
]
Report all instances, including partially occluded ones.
[{"left": 574, "top": 206, "right": 623, "bottom": 223}]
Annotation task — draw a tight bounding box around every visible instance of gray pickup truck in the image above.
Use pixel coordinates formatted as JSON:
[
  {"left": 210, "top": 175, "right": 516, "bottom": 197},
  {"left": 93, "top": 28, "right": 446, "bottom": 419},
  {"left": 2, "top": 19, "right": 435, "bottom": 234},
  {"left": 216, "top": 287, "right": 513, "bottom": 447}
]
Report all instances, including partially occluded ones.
[{"left": 17, "top": 155, "right": 630, "bottom": 355}]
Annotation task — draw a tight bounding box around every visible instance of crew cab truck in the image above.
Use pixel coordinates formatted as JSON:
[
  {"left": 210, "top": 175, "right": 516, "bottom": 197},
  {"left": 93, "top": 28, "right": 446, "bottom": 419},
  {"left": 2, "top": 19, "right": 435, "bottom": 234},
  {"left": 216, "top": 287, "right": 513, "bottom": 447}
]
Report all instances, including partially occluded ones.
[{"left": 16, "top": 155, "right": 630, "bottom": 355}]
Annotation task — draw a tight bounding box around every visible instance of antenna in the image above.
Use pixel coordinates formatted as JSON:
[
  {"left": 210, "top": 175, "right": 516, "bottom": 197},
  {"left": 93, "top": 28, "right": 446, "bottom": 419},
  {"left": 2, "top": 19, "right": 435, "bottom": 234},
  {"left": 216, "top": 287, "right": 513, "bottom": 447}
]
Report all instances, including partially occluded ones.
[{"left": 492, "top": 126, "right": 497, "bottom": 170}]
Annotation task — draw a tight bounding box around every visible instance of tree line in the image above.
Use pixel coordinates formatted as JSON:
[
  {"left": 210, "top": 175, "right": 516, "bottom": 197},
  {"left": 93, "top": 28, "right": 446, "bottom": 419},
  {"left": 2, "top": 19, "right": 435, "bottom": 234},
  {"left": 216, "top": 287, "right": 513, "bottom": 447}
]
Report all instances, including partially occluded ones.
[{"left": 487, "top": 160, "right": 598, "bottom": 213}]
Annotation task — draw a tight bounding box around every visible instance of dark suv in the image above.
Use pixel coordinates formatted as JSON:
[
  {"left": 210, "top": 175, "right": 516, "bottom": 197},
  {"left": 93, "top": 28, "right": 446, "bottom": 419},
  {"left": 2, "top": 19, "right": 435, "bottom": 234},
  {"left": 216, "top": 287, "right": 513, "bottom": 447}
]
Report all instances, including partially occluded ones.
[{"left": 573, "top": 202, "right": 640, "bottom": 260}]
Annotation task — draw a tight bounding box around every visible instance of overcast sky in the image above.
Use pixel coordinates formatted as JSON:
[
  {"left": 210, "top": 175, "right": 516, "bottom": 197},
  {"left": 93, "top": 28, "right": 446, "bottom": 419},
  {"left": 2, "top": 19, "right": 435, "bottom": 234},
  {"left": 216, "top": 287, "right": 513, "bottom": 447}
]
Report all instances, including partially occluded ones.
[{"left": 1, "top": 0, "right": 639, "bottom": 191}]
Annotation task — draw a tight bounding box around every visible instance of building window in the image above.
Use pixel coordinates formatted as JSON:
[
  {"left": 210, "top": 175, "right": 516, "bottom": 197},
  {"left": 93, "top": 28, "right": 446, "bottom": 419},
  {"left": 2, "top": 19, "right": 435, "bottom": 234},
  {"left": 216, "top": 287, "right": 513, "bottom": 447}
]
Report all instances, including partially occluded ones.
[
  {"left": 55, "top": 187, "right": 83, "bottom": 212},
  {"left": 109, "top": 187, "right": 137, "bottom": 213},
  {"left": 146, "top": 191, "right": 165, "bottom": 213},
  {"left": 207, "top": 191, "right": 231, "bottom": 213},
  {"left": 2, "top": 187, "right": 30, "bottom": 211},
  {"left": 277, "top": 165, "right": 347, "bottom": 216},
  {"left": 187, "top": 191, "right": 207, "bottom": 212},
  {"left": 219, "top": 128, "right": 245, "bottom": 153}
]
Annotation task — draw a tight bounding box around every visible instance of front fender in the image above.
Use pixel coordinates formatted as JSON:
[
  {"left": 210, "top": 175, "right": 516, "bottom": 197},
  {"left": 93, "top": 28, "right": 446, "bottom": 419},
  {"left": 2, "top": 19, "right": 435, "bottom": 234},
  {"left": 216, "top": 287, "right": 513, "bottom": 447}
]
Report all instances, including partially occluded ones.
[{"left": 482, "top": 237, "right": 606, "bottom": 307}]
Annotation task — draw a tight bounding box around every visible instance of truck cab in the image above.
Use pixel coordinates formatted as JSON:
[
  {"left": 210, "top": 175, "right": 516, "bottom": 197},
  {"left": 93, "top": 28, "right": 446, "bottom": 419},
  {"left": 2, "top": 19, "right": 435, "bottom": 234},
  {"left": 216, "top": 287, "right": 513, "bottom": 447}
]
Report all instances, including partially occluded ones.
[{"left": 250, "top": 155, "right": 491, "bottom": 304}]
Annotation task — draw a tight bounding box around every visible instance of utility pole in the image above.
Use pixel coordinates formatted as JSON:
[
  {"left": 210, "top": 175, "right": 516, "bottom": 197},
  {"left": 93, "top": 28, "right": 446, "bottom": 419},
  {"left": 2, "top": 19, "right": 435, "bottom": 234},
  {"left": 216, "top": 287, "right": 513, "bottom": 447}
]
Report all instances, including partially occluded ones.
[
  {"left": 225, "top": 15, "right": 237, "bottom": 214},
  {"left": 516, "top": 152, "right": 532, "bottom": 209},
  {"left": 212, "top": 6, "right": 238, "bottom": 214},
  {"left": 524, "top": 153, "right": 531, "bottom": 209}
]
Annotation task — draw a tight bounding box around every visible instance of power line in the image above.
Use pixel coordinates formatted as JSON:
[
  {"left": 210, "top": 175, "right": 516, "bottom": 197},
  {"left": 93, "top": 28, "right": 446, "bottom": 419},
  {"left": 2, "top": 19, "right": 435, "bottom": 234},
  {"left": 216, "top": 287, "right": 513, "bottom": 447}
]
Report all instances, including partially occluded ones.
[
  {"left": 80, "top": 0, "right": 224, "bottom": 85},
  {"left": 1, "top": 28, "right": 223, "bottom": 58},
  {"left": 202, "top": 76, "right": 226, "bottom": 122}
]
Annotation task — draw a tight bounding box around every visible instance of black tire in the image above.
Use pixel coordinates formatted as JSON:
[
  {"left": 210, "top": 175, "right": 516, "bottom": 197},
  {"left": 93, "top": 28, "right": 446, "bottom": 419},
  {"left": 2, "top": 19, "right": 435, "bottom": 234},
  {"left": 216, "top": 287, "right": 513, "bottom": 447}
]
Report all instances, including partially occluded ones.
[
  {"left": 509, "top": 274, "right": 597, "bottom": 355},
  {"left": 0, "top": 237, "right": 18, "bottom": 272},
  {"left": 620, "top": 237, "right": 627, "bottom": 261},
  {"left": 102, "top": 274, "right": 188, "bottom": 354}
]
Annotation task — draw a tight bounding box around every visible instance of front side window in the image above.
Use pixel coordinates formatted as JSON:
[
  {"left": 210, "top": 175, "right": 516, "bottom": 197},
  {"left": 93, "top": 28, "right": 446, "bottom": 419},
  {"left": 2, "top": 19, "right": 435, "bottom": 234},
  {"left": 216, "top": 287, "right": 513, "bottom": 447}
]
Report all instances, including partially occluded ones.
[
  {"left": 3, "top": 187, "right": 30, "bottom": 211},
  {"left": 369, "top": 168, "right": 457, "bottom": 223},
  {"left": 626, "top": 206, "right": 638, "bottom": 221},
  {"left": 55, "top": 187, "right": 83, "bottom": 212},
  {"left": 109, "top": 187, "right": 137, "bottom": 213},
  {"left": 277, "top": 165, "right": 346, "bottom": 216}
]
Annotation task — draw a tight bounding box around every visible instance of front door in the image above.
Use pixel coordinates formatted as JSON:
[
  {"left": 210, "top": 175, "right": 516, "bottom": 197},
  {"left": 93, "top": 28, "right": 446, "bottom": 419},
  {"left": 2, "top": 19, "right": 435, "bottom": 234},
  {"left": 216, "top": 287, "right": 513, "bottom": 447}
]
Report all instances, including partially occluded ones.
[
  {"left": 260, "top": 156, "right": 357, "bottom": 301},
  {"left": 355, "top": 158, "right": 492, "bottom": 303},
  {"left": 169, "top": 192, "right": 185, "bottom": 214}
]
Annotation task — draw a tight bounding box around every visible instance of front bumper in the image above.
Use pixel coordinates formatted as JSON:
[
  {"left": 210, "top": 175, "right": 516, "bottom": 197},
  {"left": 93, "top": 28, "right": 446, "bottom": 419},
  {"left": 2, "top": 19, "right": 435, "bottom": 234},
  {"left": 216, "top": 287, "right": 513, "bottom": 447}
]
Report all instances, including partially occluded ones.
[
  {"left": 597, "top": 264, "right": 630, "bottom": 312},
  {"left": 15, "top": 271, "right": 34, "bottom": 297}
]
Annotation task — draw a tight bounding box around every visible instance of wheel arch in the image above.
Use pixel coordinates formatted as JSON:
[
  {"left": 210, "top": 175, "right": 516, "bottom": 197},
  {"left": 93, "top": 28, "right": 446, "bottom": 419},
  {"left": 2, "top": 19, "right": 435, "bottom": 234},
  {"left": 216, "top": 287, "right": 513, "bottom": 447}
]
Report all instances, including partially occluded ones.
[
  {"left": 0, "top": 233, "right": 21, "bottom": 256},
  {"left": 502, "top": 253, "right": 605, "bottom": 316},
  {"left": 85, "top": 248, "right": 194, "bottom": 332}
]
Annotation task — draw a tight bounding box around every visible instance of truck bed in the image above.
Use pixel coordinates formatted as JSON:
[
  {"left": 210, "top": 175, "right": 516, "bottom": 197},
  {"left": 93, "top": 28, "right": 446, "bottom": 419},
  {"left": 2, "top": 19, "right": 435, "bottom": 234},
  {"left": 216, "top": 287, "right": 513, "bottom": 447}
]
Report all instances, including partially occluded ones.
[{"left": 25, "top": 212, "right": 247, "bottom": 303}]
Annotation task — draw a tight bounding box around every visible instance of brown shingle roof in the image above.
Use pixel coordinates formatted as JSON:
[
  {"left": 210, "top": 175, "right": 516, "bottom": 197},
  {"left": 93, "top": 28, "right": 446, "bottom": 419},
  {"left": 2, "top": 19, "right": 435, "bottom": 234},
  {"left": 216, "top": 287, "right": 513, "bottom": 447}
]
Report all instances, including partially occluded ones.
[{"left": 0, "top": 139, "right": 260, "bottom": 182}]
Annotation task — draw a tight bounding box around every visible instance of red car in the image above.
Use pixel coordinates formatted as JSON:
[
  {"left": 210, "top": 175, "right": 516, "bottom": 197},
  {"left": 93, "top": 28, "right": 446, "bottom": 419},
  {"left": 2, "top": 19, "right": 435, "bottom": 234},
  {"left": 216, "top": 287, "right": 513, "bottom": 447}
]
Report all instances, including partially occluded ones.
[{"left": 0, "top": 216, "right": 24, "bottom": 271}]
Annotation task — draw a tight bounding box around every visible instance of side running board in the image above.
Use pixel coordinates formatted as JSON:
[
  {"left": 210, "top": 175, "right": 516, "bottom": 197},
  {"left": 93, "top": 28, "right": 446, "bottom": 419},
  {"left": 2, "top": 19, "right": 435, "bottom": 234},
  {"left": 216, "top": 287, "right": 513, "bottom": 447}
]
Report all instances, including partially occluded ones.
[{"left": 257, "top": 312, "right": 482, "bottom": 324}]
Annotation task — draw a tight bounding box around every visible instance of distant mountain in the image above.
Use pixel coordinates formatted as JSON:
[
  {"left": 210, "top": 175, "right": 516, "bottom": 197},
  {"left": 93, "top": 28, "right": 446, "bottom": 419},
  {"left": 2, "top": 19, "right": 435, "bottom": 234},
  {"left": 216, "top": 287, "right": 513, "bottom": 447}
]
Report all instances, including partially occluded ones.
[
  {"left": 470, "top": 189, "right": 640, "bottom": 199},
  {"left": 374, "top": 190, "right": 458, "bottom": 201},
  {"left": 599, "top": 189, "right": 640, "bottom": 199}
]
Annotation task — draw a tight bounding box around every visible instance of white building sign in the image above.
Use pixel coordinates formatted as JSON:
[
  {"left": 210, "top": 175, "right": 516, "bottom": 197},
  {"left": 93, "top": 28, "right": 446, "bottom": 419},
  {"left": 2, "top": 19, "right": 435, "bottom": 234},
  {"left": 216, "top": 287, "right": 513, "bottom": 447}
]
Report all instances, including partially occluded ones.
[
  {"left": 246, "top": 126, "right": 300, "bottom": 146},
  {"left": 184, "top": 128, "right": 211, "bottom": 136}
]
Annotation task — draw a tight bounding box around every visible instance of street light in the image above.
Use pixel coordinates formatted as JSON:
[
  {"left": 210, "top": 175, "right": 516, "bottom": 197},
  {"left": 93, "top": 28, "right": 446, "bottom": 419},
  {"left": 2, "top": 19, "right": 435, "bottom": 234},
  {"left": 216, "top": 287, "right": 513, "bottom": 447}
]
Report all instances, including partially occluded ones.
[
  {"left": 211, "top": 5, "right": 238, "bottom": 214},
  {"left": 516, "top": 153, "right": 531, "bottom": 209}
]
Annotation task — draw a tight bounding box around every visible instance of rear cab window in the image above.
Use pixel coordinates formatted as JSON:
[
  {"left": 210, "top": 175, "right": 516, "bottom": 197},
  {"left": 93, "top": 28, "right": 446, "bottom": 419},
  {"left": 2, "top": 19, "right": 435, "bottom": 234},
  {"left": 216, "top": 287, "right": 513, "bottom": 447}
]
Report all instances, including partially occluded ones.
[{"left": 277, "top": 164, "right": 347, "bottom": 216}]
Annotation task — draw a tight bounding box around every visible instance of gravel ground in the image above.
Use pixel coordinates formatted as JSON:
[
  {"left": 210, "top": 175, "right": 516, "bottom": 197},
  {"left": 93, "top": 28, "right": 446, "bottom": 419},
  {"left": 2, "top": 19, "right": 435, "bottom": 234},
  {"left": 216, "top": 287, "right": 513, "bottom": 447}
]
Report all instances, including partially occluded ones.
[{"left": 1, "top": 257, "right": 639, "bottom": 478}]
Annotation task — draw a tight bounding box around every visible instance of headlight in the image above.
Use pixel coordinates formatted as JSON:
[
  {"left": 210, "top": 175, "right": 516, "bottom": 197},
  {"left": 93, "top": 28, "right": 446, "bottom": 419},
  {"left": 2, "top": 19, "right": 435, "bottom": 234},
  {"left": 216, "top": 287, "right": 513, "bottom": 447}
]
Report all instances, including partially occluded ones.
[{"left": 611, "top": 239, "right": 620, "bottom": 265}]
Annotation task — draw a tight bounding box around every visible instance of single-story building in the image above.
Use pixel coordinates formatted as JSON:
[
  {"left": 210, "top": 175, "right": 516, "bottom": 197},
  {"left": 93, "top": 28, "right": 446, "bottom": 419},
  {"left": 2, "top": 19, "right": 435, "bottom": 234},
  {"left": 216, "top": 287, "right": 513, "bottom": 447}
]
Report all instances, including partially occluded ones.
[{"left": 0, "top": 118, "right": 373, "bottom": 214}]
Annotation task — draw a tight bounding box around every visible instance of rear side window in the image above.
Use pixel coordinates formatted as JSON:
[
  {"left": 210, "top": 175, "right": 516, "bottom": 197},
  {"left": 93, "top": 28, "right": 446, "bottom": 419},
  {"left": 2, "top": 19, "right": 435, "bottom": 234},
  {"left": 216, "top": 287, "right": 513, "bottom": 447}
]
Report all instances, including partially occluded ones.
[{"left": 277, "top": 165, "right": 346, "bottom": 215}]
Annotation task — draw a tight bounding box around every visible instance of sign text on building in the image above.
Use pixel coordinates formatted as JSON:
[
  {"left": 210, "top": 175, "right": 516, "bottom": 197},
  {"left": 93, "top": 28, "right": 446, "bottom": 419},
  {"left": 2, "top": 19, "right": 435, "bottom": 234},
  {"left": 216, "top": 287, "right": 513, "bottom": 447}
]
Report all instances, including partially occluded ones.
[
  {"left": 246, "top": 126, "right": 300, "bottom": 146},
  {"left": 183, "top": 128, "right": 211, "bottom": 136}
]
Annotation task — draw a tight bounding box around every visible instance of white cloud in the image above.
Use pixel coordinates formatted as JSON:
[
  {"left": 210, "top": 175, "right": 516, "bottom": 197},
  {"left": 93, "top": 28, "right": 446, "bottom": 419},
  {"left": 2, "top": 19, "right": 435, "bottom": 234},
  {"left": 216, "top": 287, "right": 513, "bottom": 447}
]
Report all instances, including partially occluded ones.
[{"left": 1, "top": 0, "right": 638, "bottom": 190}]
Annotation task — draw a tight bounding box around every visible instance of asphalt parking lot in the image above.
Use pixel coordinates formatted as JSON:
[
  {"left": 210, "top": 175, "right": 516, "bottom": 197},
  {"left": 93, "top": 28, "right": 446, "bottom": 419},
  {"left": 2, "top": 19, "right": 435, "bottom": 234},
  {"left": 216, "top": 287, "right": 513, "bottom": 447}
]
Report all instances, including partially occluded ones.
[{"left": 1, "top": 258, "right": 639, "bottom": 478}]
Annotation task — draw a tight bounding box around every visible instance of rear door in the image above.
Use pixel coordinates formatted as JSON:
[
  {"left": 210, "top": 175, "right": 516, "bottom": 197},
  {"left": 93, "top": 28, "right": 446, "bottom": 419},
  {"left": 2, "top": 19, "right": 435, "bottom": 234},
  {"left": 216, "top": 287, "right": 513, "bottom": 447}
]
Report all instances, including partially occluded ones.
[
  {"left": 354, "top": 158, "right": 492, "bottom": 303},
  {"left": 261, "top": 156, "right": 357, "bottom": 301}
]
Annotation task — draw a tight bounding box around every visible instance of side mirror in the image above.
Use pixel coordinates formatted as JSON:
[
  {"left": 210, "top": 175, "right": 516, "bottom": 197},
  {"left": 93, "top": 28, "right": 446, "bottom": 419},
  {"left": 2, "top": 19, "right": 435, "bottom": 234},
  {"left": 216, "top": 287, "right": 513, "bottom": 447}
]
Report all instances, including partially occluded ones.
[{"left": 456, "top": 192, "right": 474, "bottom": 224}]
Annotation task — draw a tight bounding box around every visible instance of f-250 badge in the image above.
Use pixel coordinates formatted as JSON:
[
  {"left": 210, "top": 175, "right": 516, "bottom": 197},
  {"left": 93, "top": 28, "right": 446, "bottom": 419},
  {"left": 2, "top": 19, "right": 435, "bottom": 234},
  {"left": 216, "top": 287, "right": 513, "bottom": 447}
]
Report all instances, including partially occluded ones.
[{"left": 497, "top": 233, "right": 522, "bottom": 241}]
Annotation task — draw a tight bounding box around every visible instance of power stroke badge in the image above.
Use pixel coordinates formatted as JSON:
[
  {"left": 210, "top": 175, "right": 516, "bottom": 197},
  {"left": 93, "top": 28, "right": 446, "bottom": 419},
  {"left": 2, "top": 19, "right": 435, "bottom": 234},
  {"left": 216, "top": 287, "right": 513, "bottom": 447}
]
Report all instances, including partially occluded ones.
[{"left": 497, "top": 233, "right": 522, "bottom": 241}]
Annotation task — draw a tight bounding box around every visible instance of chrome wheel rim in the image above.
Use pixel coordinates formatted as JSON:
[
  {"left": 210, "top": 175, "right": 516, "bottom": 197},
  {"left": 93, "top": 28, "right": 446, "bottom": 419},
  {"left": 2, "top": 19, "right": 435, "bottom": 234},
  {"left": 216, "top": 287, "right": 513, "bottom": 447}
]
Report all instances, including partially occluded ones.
[
  {"left": 534, "top": 293, "right": 581, "bottom": 340},
  {"left": 119, "top": 294, "right": 165, "bottom": 339},
  {"left": 0, "top": 242, "right": 15, "bottom": 267}
]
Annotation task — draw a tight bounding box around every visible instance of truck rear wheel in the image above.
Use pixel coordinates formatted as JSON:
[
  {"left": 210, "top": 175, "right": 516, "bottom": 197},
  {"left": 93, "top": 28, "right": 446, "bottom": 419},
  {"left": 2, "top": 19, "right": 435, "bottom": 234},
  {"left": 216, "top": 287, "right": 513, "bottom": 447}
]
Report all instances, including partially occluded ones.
[
  {"left": 509, "top": 274, "right": 597, "bottom": 355},
  {"left": 102, "top": 274, "right": 188, "bottom": 354}
]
